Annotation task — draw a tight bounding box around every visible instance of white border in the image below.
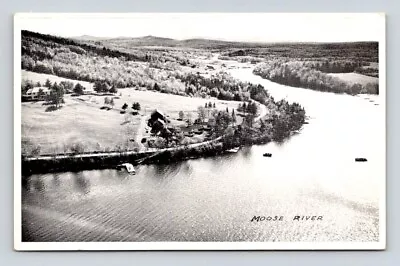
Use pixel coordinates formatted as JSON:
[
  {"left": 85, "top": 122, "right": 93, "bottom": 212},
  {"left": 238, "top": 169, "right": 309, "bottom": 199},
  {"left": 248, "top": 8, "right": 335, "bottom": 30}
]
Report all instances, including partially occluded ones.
[{"left": 13, "top": 13, "right": 386, "bottom": 251}]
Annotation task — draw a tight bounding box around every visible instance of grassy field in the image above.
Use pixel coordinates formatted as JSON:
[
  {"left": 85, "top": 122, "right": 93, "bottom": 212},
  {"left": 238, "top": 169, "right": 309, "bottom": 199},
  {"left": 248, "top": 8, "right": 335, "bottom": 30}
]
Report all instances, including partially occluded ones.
[
  {"left": 327, "top": 72, "right": 379, "bottom": 86},
  {"left": 22, "top": 83, "right": 243, "bottom": 155},
  {"left": 22, "top": 70, "right": 94, "bottom": 90},
  {"left": 79, "top": 88, "right": 242, "bottom": 120},
  {"left": 22, "top": 97, "right": 141, "bottom": 155}
]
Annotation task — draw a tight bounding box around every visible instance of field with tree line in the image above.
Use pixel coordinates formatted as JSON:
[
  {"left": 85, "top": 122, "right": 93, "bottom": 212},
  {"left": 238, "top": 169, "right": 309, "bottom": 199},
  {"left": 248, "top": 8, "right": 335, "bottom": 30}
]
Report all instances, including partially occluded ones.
[{"left": 253, "top": 60, "right": 379, "bottom": 95}]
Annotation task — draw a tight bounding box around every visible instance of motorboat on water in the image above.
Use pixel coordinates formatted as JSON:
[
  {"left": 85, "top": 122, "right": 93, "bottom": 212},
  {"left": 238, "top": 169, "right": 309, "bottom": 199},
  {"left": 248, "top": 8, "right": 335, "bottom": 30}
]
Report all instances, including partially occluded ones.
[
  {"left": 226, "top": 147, "right": 240, "bottom": 153},
  {"left": 355, "top": 158, "right": 367, "bottom": 162},
  {"left": 117, "top": 163, "right": 136, "bottom": 174},
  {"left": 263, "top": 153, "right": 272, "bottom": 157}
]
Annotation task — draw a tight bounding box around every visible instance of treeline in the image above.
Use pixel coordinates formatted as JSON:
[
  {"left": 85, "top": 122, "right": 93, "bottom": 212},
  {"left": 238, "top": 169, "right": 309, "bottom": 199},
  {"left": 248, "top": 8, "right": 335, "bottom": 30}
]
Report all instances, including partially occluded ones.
[
  {"left": 174, "top": 72, "right": 272, "bottom": 103},
  {"left": 231, "top": 42, "right": 378, "bottom": 62},
  {"left": 266, "top": 100, "right": 305, "bottom": 140},
  {"left": 172, "top": 71, "right": 306, "bottom": 139},
  {"left": 253, "top": 60, "right": 379, "bottom": 95},
  {"left": 303, "top": 60, "right": 369, "bottom": 73},
  {"left": 355, "top": 66, "right": 379, "bottom": 78},
  {"left": 21, "top": 30, "right": 189, "bottom": 91},
  {"left": 22, "top": 30, "right": 147, "bottom": 62}
]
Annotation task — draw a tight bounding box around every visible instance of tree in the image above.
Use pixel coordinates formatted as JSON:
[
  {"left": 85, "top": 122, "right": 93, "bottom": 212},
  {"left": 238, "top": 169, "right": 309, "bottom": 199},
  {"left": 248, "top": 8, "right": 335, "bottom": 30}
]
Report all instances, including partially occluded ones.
[
  {"left": 35, "top": 81, "right": 41, "bottom": 87},
  {"left": 248, "top": 102, "right": 258, "bottom": 116},
  {"left": 21, "top": 80, "right": 34, "bottom": 95},
  {"left": 47, "top": 82, "right": 64, "bottom": 108},
  {"left": 109, "top": 85, "right": 117, "bottom": 94},
  {"left": 186, "top": 112, "right": 193, "bottom": 126},
  {"left": 213, "top": 102, "right": 216, "bottom": 108},
  {"left": 242, "top": 102, "right": 247, "bottom": 113},
  {"left": 73, "top": 83, "right": 85, "bottom": 95},
  {"left": 208, "top": 102, "right": 212, "bottom": 108},
  {"left": 122, "top": 103, "right": 128, "bottom": 110},
  {"left": 232, "top": 109, "right": 237, "bottom": 124},
  {"left": 197, "top": 106, "right": 206, "bottom": 123},
  {"left": 31, "top": 145, "right": 41, "bottom": 157},
  {"left": 60, "top": 81, "right": 74, "bottom": 93},
  {"left": 37, "top": 88, "right": 45, "bottom": 100},
  {"left": 215, "top": 111, "right": 232, "bottom": 133},
  {"left": 260, "top": 119, "right": 267, "bottom": 132},
  {"left": 226, "top": 107, "right": 229, "bottom": 113},
  {"left": 205, "top": 102, "right": 208, "bottom": 108},
  {"left": 207, "top": 116, "right": 216, "bottom": 127},
  {"left": 94, "top": 81, "right": 103, "bottom": 93},
  {"left": 70, "top": 143, "right": 85, "bottom": 154},
  {"left": 132, "top": 102, "right": 141, "bottom": 111},
  {"left": 44, "top": 79, "right": 52, "bottom": 88},
  {"left": 244, "top": 114, "right": 254, "bottom": 128},
  {"left": 153, "top": 82, "right": 160, "bottom": 91},
  {"left": 94, "top": 80, "right": 109, "bottom": 93},
  {"left": 179, "top": 111, "right": 185, "bottom": 120}
]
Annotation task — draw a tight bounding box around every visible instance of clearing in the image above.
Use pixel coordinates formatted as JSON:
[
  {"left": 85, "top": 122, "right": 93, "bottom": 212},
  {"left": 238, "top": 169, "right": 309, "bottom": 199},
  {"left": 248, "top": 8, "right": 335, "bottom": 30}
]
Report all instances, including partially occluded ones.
[
  {"left": 22, "top": 88, "right": 243, "bottom": 156},
  {"left": 327, "top": 72, "right": 378, "bottom": 86},
  {"left": 77, "top": 88, "right": 242, "bottom": 120},
  {"left": 22, "top": 70, "right": 94, "bottom": 90},
  {"left": 22, "top": 97, "right": 141, "bottom": 155}
]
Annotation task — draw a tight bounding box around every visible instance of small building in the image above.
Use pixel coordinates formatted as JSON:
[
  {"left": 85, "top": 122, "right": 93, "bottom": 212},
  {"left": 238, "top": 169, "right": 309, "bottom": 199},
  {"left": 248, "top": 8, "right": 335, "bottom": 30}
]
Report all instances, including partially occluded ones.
[
  {"left": 150, "top": 109, "right": 166, "bottom": 122},
  {"left": 23, "top": 87, "right": 51, "bottom": 101},
  {"left": 150, "top": 118, "right": 166, "bottom": 134},
  {"left": 83, "top": 85, "right": 95, "bottom": 95},
  {"left": 148, "top": 109, "right": 168, "bottom": 127}
]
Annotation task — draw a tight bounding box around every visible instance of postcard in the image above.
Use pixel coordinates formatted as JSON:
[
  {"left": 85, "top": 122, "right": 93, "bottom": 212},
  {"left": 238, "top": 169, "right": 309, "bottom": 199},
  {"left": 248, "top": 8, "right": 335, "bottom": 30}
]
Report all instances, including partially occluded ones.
[{"left": 14, "top": 13, "right": 386, "bottom": 250}]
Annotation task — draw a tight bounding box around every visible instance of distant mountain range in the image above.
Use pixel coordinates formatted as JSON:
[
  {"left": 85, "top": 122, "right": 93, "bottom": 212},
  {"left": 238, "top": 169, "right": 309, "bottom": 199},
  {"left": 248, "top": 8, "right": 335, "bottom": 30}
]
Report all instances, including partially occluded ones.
[
  {"left": 71, "top": 35, "right": 275, "bottom": 49},
  {"left": 70, "top": 34, "right": 379, "bottom": 51}
]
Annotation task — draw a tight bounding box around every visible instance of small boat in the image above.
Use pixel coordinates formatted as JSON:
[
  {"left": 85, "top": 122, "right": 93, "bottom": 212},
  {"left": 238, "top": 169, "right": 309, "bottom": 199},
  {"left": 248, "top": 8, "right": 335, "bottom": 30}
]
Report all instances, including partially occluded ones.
[
  {"left": 263, "top": 153, "right": 272, "bottom": 157},
  {"left": 355, "top": 158, "right": 368, "bottom": 162},
  {"left": 117, "top": 163, "right": 136, "bottom": 174},
  {"left": 226, "top": 147, "right": 240, "bottom": 153}
]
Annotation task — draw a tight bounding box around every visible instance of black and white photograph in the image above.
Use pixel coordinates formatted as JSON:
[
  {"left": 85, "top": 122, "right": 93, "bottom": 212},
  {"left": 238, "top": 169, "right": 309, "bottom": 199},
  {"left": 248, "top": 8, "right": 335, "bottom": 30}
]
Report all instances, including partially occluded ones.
[{"left": 14, "top": 13, "right": 386, "bottom": 250}]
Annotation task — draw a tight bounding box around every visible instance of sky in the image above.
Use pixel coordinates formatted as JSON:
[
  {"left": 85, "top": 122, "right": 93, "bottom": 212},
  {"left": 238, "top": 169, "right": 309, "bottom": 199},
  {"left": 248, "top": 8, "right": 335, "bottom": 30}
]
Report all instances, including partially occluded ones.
[{"left": 15, "top": 13, "right": 385, "bottom": 43}]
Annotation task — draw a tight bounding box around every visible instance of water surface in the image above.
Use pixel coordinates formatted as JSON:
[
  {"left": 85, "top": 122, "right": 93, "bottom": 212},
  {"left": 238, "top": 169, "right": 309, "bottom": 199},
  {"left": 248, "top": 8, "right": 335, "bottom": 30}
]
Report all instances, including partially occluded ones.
[{"left": 22, "top": 67, "right": 384, "bottom": 242}]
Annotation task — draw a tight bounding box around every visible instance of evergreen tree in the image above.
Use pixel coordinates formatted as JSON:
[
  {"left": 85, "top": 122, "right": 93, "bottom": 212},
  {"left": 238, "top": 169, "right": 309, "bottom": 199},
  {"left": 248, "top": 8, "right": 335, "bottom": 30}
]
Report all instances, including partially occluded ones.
[
  {"left": 45, "top": 79, "right": 52, "bottom": 88},
  {"left": 47, "top": 82, "right": 64, "bottom": 108},
  {"left": 109, "top": 85, "right": 117, "bottom": 94},
  {"left": 73, "top": 83, "right": 85, "bottom": 95}
]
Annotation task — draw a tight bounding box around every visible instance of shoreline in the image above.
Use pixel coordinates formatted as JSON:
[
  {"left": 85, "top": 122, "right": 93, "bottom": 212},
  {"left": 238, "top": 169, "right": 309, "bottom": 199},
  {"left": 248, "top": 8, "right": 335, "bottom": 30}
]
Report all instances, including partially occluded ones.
[{"left": 21, "top": 128, "right": 299, "bottom": 176}]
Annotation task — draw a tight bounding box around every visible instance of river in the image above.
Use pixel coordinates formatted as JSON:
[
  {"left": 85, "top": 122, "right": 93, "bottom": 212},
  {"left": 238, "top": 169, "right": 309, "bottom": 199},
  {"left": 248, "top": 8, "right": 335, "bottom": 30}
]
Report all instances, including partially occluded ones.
[{"left": 21, "top": 66, "right": 385, "bottom": 242}]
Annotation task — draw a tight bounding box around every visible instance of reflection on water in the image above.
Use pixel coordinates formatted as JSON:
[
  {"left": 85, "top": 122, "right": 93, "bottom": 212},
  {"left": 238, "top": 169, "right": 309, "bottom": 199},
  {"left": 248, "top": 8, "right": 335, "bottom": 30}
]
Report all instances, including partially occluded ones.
[
  {"left": 22, "top": 68, "right": 384, "bottom": 243},
  {"left": 73, "top": 172, "right": 90, "bottom": 195}
]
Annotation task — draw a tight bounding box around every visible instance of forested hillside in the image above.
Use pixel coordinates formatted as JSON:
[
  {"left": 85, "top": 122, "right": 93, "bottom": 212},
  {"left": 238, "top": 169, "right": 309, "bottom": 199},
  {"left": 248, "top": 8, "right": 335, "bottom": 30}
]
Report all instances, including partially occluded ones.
[
  {"left": 20, "top": 30, "right": 282, "bottom": 104},
  {"left": 253, "top": 60, "right": 379, "bottom": 95}
]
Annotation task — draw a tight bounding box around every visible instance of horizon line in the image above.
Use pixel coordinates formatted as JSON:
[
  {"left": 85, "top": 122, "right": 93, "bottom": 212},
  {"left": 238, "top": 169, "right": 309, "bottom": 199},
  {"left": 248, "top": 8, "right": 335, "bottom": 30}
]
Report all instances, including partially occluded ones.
[{"left": 22, "top": 29, "right": 379, "bottom": 45}]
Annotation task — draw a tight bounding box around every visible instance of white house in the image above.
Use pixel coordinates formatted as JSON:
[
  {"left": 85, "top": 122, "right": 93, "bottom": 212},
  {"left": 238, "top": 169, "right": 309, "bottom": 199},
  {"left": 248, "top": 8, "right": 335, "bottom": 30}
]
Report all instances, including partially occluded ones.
[
  {"left": 23, "top": 87, "right": 51, "bottom": 101},
  {"left": 82, "top": 84, "right": 95, "bottom": 95}
]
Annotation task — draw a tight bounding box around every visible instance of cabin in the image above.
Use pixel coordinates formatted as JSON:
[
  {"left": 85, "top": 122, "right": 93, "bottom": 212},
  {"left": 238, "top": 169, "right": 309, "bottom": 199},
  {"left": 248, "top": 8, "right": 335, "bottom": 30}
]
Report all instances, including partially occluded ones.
[
  {"left": 148, "top": 109, "right": 169, "bottom": 127},
  {"left": 149, "top": 109, "right": 166, "bottom": 123},
  {"left": 151, "top": 118, "right": 166, "bottom": 134},
  {"left": 83, "top": 86, "right": 95, "bottom": 95},
  {"left": 23, "top": 87, "right": 51, "bottom": 101}
]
